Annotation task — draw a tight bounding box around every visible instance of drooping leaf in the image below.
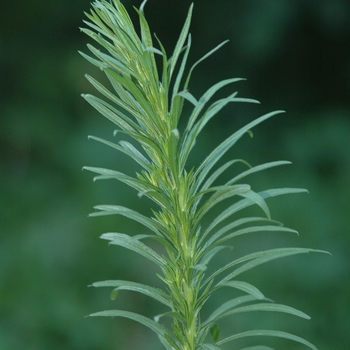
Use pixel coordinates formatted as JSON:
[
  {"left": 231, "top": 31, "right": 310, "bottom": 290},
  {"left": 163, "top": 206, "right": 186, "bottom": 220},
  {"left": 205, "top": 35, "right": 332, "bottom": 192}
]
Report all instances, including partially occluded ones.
[
  {"left": 202, "top": 295, "right": 259, "bottom": 327},
  {"left": 87, "top": 310, "right": 167, "bottom": 338},
  {"left": 89, "top": 204, "right": 164, "bottom": 234},
  {"left": 193, "top": 110, "right": 285, "bottom": 191},
  {"left": 208, "top": 302, "right": 311, "bottom": 326},
  {"left": 222, "top": 281, "right": 265, "bottom": 300},
  {"left": 91, "top": 280, "right": 171, "bottom": 307},
  {"left": 101, "top": 232, "right": 166, "bottom": 267},
  {"left": 216, "top": 329, "right": 318, "bottom": 350}
]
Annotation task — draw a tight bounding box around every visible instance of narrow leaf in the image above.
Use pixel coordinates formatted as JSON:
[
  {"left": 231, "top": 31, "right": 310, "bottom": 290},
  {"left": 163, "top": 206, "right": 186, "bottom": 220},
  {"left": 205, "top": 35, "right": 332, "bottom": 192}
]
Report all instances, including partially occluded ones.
[
  {"left": 238, "top": 347, "right": 274, "bottom": 350},
  {"left": 87, "top": 310, "right": 167, "bottom": 338},
  {"left": 101, "top": 232, "right": 166, "bottom": 267},
  {"left": 202, "top": 295, "right": 259, "bottom": 327},
  {"left": 194, "top": 110, "right": 285, "bottom": 191},
  {"left": 216, "top": 329, "right": 318, "bottom": 350},
  {"left": 168, "top": 3, "right": 194, "bottom": 81},
  {"left": 222, "top": 281, "right": 264, "bottom": 300},
  {"left": 202, "top": 344, "right": 222, "bottom": 350},
  {"left": 210, "top": 303, "right": 311, "bottom": 325},
  {"left": 216, "top": 248, "right": 328, "bottom": 287},
  {"left": 92, "top": 280, "right": 171, "bottom": 307},
  {"left": 90, "top": 205, "right": 163, "bottom": 234}
]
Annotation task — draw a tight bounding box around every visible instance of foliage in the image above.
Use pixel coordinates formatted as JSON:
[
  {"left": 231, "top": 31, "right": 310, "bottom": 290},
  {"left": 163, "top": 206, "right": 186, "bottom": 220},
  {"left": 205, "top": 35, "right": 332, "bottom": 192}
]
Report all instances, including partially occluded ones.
[{"left": 81, "top": 1, "right": 328, "bottom": 349}]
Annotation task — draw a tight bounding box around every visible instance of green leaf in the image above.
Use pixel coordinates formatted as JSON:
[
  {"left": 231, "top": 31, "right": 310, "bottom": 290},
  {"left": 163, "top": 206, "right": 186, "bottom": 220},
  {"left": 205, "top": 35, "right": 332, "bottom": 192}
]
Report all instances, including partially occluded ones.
[
  {"left": 215, "top": 225, "right": 298, "bottom": 246},
  {"left": 82, "top": 94, "right": 136, "bottom": 132},
  {"left": 199, "top": 190, "right": 271, "bottom": 241},
  {"left": 238, "top": 347, "right": 274, "bottom": 350},
  {"left": 210, "top": 324, "right": 220, "bottom": 342},
  {"left": 222, "top": 281, "right": 265, "bottom": 300},
  {"left": 84, "top": 74, "right": 144, "bottom": 126},
  {"left": 135, "top": 5, "right": 159, "bottom": 83},
  {"left": 216, "top": 329, "right": 318, "bottom": 350},
  {"left": 154, "top": 311, "right": 186, "bottom": 324},
  {"left": 87, "top": 136, "right": 151, "bottom": 171},
  {"left": 195, "top": 184, "right": 251, "bottom": 221},
  {"left": 183, "top": 40, "right": 230, "bottom": 94},
  {"left": 87, "top": 310, "right": 167, "bottom": 338},
  {"left": 101, "top": 232, "right": 166, "bottom": 267},
  {"left": 202, "top": 248, "right": 324, "bottom": 289},
  {"left": 201, "top": 217, "right": 281, "bottom": 253},
  {"left": 199, "top": 246, "right": 229, "bottom": 267},
  {"left": 170, "top": 35, "right": 192, "bottom": 125},
  {"left": 92, "top": 280, "right": 171, "bottom": 307},
  {"left": 199, "top": 186, "right": 306, "bottom": 244},
  {"left": 209, "top": 302, "right": 311, "bottom": 325},
  {"left": 202, "top": 295, "right": 259, "bottom": 327},
  {"left": 176, "top": 90, "right": 198, "bottom": 107},
  {"left": 194, "top": 110, "right": 285, "bottom": 191},
  {"left": 202, "top": 344, "right": 222, "bottom": 350},
  {"left": 90, "top": 204, "right": 163, "bottom": 234},
  {"left": 200, "top": 159, "right": 250, "bottom": 192},
  {"left": 180, "top": 79, "right": 246, "bottom": 168},
  {"left": 84, "top": 165, "right": 176, "bottom": 214},
  {"left": 119, "top": 140, "right": 151, "bottom": 168},
  {"left": 216, "top": 248, "right": 328, "bottom": 287},
  {"left": 201, "top": 344, "right": 222, "bottom": 350},
  {"left": 168, "top": 3, "right": 194, "bottom": 82},
  {"left": 226, "top": 160, "right": 292, "bottom": 185}
]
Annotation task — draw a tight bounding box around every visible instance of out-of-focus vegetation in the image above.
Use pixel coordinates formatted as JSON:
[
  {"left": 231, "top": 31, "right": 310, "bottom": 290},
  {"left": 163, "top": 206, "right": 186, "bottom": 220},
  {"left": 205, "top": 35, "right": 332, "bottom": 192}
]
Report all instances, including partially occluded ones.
[{"left": 1, "top": 0, "right": 349, "bottom": 349}]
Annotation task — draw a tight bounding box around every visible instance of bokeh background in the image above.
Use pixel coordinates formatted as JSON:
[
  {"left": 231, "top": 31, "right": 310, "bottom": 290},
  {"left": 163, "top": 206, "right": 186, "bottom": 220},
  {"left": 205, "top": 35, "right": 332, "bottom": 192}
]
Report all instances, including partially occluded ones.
[{"left": 1, "top": 0, "right": 349, "bottom": 349}]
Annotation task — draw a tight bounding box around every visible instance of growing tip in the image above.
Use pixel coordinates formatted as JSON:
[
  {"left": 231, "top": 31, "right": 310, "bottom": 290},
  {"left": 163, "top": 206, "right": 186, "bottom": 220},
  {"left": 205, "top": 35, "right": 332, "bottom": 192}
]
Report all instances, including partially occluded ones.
[{"left": 139, "top": 0, "right": 148, "bottom": 13}]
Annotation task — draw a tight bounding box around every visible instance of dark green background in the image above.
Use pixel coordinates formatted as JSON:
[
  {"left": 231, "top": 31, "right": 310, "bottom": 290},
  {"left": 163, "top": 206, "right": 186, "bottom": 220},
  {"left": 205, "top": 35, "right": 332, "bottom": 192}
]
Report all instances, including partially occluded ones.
[{"left": 1, "top": 0, "right": 349, "bottom": 349}]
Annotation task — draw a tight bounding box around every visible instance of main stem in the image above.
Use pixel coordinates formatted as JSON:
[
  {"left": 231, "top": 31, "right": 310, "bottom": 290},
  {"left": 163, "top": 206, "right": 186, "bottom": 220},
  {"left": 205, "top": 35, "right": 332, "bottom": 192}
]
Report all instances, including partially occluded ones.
[{"left": 161, "top": 166, "right": 199, "bottom": 349}]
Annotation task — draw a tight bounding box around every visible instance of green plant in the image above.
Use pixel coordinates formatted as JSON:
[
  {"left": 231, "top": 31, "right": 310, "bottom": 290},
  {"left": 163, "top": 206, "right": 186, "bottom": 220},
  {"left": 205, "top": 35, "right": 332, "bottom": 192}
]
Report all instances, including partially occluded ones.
[{"left": 80, "top": 1, "right": 327, "bottom": 349}]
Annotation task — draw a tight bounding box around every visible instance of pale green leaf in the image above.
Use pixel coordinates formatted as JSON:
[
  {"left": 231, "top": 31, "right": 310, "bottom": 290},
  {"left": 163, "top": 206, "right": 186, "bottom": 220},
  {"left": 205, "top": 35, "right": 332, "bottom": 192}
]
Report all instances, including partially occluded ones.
[
  {"left": 238, "top": 347, "right": 274, "bottom": 350},
  {"left": 90, "top": 205, "right": 163, "bottom": 235},
  {"left": 216, "top": 329, "right": 318, "bottom": 350},
  {"left": 84, "top": 74, "right": 144, "bottom": 125},
  {"left": 199, "top": 246, "right": 229, "bottom": 267},
  {"left": 194, "top": 110, "right": 285, "bottom": 192},
  {"left": 195, "top": 184, "right": 251, "bottom": 221},
  {"left": 201, "top": 344, "right": 222, "bottom": 350},
  {"left": 202, "top": 295, "right": 258, "bottom": 327},
  {"left": 199, "top": 190, "right": 271, "bottom": 241},
  {"left": 91, "top": 280, "right": 171, "bottom": 307},
  {"left": 210, "top": 302, "right": 310, "bottom": 325},
  {"left": 87, "top": 136, "right": 150, "bottom": 171},
  {"left": 202, "top": 248, "right": 320, "bottom": 289},
  {"left": 215, "top": 225, "right": 298, "bottom": 246},
  {"left": 226, "top": 161, "right": 292, "bottom": 185},
  {"left": 170, "top": 35, "right": 192, "bottom": 125},
  {"left": 200, "top": 159, "right": 250, "bottom": 192},
  {"left": 216, "top": 248, "right": 328, "bottom": 287},
  {"left": 168, "top": 3, "right": 193, "bottom": 82},
  {"left": 87, "top": 310, "right": 167, "bottom": 338},
  {"left": 176, "top": 90, "right": 198, "bottom": 107},
  {"left": 183, "top": 40, "right": 230, "bottom": 93},
  {"left": 82, "top": 94, "right": 136, "bottom": 132},
  {"left": 201, "top": 217, "right": 280, "bottom": 253},
  {"left": 101, "top": 232, "right": 166, "bottom": 267},
  {"left": 222, "top": 281, "right": 265, "bottom": 300}
]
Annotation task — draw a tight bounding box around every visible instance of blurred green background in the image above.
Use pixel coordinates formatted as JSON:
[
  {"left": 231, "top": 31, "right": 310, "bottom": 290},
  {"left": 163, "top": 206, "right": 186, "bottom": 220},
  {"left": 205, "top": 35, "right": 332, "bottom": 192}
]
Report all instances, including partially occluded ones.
[{"left": 1, "top": 0, "right": 349, "bottom": 349}]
